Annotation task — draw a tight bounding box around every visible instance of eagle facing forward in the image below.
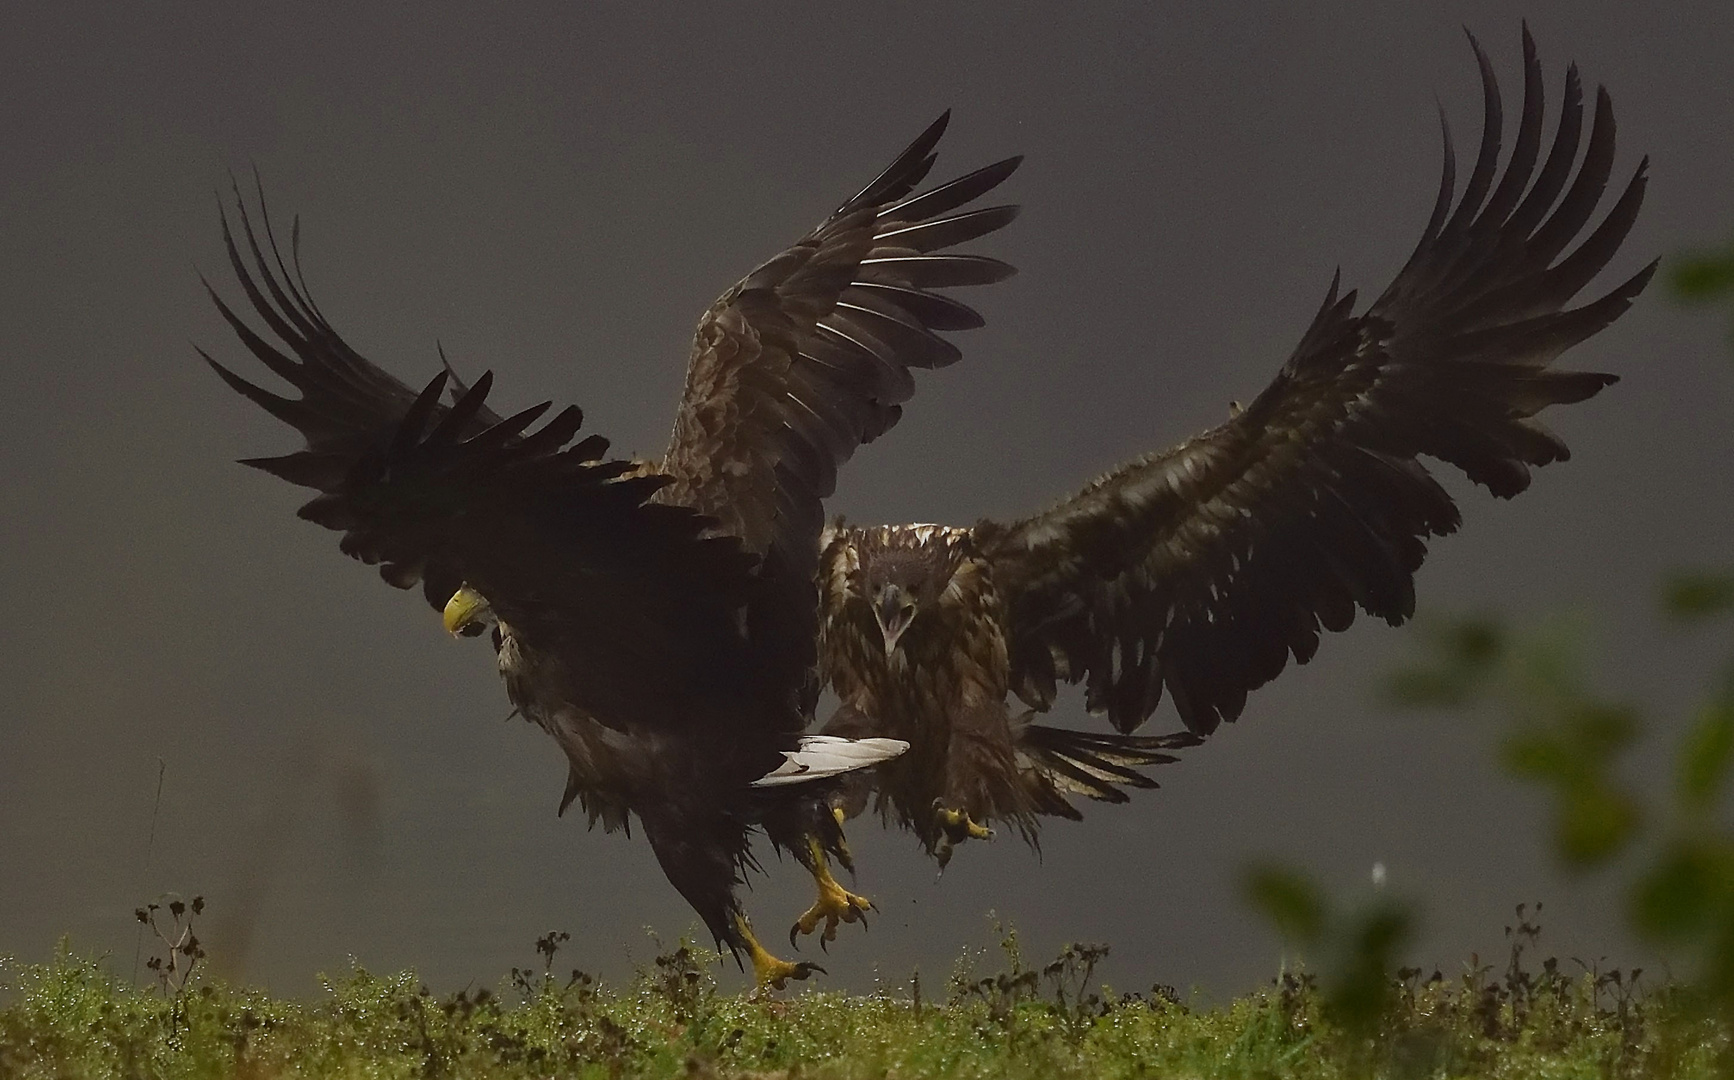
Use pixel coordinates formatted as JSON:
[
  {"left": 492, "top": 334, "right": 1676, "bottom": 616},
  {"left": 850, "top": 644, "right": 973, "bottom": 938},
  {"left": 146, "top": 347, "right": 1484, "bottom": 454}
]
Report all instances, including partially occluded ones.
[{"left": 806, "top": 28, "right": 1653, "bottom": 922}]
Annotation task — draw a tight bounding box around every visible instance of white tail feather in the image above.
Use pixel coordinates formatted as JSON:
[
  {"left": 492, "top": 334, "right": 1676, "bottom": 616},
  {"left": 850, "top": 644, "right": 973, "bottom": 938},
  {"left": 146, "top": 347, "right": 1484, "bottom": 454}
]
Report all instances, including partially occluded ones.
[{"left": 750, "top": 735, "right": 909, "bottom": 788}]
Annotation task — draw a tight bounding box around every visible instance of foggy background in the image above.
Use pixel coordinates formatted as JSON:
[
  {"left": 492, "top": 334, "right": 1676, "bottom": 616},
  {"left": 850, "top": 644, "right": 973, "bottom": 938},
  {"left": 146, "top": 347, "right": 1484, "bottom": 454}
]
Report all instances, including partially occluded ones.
[{"left": 3, "top": 1, "right": 1731, "bottom": 998}]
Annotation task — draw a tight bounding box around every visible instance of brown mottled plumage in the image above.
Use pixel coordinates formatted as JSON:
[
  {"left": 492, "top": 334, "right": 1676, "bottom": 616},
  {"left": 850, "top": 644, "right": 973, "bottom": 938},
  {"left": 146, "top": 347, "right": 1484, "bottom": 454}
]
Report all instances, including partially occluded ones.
[
  {"left": 820, "top": 524, "right": 1198, "bottom": 867},
  {"left": 816, "top": 29, "right": 1652, "bottom": 876},
  {"left": 202, "top": 113, "right": 1019, "bottom": 985}
]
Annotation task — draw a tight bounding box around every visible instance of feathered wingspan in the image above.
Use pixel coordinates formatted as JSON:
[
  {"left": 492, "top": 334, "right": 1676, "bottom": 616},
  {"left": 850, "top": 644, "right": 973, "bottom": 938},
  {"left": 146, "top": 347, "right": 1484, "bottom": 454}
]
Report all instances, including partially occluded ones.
[
  {"left": 203, "top": 189, "right": 761, "bottom": 688},
  {"left": 978, "top": 27, "right": 1653, "bottom": 735}
]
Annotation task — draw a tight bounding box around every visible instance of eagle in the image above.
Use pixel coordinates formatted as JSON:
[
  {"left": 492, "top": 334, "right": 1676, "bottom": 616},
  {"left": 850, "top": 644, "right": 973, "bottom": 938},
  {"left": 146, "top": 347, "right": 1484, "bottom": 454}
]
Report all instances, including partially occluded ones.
[
  {"left": 804, "top": 28, "right": 1653, "bottom": 909},
  {"left": 201, "top": 114, "right": 1020, "bottom": 989}
]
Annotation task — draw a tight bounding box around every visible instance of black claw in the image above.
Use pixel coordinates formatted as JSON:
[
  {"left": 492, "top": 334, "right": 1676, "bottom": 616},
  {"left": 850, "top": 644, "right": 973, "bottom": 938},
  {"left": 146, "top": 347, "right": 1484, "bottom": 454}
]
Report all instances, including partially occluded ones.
[
  {"left": 789, "top": 924, "right": 801, "bottom": 951},
  {"left": 800, "top": 962, "right": 827, "bottom": 978},
  {"left": 819, "top": 934, "right": 830, "bottom": 954}
]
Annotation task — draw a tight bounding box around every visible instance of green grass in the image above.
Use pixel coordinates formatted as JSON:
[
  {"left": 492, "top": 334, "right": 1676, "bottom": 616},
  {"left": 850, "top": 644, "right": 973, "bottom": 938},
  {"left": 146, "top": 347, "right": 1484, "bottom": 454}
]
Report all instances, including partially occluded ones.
[{"left": 2, "top": 936, "right": 1723, "bottom": 1079}]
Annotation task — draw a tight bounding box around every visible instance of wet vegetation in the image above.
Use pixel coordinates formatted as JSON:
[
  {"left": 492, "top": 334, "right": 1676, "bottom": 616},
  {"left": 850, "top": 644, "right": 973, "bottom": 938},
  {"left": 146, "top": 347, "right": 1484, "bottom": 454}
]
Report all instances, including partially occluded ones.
[{"left": 1, "top": 910, "right": 1720, "bottom": 1079}]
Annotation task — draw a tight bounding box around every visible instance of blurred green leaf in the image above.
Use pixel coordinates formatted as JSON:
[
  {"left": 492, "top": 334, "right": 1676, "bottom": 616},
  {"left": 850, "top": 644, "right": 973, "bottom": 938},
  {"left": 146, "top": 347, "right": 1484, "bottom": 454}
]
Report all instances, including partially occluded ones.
[
  {"left": 1502, "top": 731, "right": 1578, "bottom": 784},
  {"left": 1508, "top": 621, "right": 1592, "bottom": 705},
  {"left": 1385, "top": 667, "right": 1476, "bottom": 707},
  {"left": 1440, "top": 618, "right": 1506, "bottom": 666},
  {"left": 1680, "top": 700, "right": 1734, "bottom": 813},
  {"left": 1631, "top": 837, "right": 1734, "bottom": 942},
  {"left": 1242, "top": 864, "right": 1326, "bottom": 944},
  {"left": 1566, "top": 702, "right": 1641, "bottom": 763},
  {"left": 1664, "top": 573, "right": 1734, "bottom": 622},
  {"left": 1556, "top": 786, "right": 1641, "bottom": 868},
  {"left": 1326, "top": 903, "right": 1414, "bottom": 1036},
  {"left": 1671, "top": 248, "right": 1734, "bottom": 303},
  {"left": 1384, "top": 618, "right": 1507, "bottom": 707}
]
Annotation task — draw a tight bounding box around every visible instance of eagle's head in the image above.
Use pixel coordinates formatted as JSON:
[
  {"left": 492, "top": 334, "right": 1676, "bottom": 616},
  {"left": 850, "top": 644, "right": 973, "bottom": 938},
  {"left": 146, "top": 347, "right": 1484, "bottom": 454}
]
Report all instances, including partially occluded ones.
[
  {"left": 442, "top": 584, "right": 498, "bottom": 638},
  {"left": 853, "top": 525, "right": 972, "bottom": 656}
]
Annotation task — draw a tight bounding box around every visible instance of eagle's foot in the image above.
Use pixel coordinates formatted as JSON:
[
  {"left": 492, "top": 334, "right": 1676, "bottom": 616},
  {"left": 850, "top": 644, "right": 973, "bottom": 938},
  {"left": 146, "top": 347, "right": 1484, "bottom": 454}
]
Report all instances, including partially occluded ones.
[
  {"left": 934, "top": 803, "right": 994, "bottom": 843},
  {"left": 753, "top": 953, "right": 824, "bottom": 994},
  {"left": 790, "top": 836, "right": 872, "bottom": 950},
  {"left": 738, "top": 915, "right": 825, "bottom": 995},
  {"left": 790, "top": 877, "right": 873, "bottom": 950},
  {"left": 931, "top": 804, "right": 994, "bottom": 871}
]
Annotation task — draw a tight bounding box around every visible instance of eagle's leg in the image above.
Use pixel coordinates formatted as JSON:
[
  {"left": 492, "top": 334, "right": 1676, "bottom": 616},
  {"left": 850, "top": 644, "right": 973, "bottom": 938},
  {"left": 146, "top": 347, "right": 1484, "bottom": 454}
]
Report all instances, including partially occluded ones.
[
  {"left": 735, "top": 914, "right": 824, "bottom": 994},
  {"left": 830, "top": 805, "right": 853, "bottom": 866},
  {"left": 789, "top": 836, "right": 874, "bottom": 949},
  {"left": 640, "top": 811, "right": 819, "bottom": 994}
]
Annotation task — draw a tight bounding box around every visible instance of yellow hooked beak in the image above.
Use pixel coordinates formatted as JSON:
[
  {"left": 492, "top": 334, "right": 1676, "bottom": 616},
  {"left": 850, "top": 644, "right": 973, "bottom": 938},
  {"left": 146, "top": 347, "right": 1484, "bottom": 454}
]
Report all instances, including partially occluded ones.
[
  {"left": 873, "top": 585, "right": 917, "bottom": 656},
  {"left": 442, "top": 586, "right": 491, "bottom": 637}
]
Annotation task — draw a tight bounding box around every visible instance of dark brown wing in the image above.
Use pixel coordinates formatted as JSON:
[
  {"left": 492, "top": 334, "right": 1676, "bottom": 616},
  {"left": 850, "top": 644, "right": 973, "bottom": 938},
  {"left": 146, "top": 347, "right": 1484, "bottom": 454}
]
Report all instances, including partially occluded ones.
[
  {"left": 658, "top": 116, "right": 1018, "bottom": 711},
  {"left": 658, "top": 113, "right": 1019, "bottom": 577},
  {"left": 203, "top": 190, "right": 759, "bottom": 682},
  {"left": 977, "top": 28, "right": 1653, "bottom": 736}
]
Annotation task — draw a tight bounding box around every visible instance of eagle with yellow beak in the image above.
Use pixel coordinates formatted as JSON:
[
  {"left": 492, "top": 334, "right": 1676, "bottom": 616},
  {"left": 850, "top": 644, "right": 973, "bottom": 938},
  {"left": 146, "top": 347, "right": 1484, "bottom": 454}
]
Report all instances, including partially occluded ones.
[{"left": 202, "top": 113, "right": 1019, "bottom": 989}]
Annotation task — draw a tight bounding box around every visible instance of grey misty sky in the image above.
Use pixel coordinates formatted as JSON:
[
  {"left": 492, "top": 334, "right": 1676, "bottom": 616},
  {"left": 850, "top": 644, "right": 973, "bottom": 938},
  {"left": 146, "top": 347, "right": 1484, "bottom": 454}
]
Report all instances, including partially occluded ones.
[{"left": 2, "top": 1, "right": 1731, "bottom": 998}]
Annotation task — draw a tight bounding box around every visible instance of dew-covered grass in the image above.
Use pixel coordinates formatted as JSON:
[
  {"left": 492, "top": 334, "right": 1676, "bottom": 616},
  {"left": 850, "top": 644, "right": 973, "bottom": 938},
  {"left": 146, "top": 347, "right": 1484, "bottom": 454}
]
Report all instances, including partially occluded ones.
[{"left": 2, "top": 933, "right": 1722, "bottom": 1079}]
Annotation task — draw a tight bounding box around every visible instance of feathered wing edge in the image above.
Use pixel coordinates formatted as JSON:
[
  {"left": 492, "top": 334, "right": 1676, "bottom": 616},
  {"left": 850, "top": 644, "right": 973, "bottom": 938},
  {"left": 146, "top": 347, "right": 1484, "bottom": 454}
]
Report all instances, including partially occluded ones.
[
  {"left": 1014, "top": 723, "right": 1201, "bottom": 813},
  {"left": 984, "top": 26, "right": 1652, "bottom": 736},
  {"left": 660, "top": 114, "right": 1021, "bottom": 578},
  {"left": 202, "top": 182, "right": 758, "bottom": 621}
]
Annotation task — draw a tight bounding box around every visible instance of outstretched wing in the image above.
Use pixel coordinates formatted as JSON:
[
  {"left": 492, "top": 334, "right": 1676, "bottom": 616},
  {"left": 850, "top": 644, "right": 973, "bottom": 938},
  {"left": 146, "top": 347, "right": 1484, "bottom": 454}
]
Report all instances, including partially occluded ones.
[
  {"left": 658, "top": 115, "right": 1019, "bottom": 710},
  {"left": 978, "top": 28, "right": 1653, "bottom": 736},
  {"left": 659, "top": 113, "right": 1019, "bottom": 576},
  {"left": 203, "top": 190, "right": 759, "bottom": 679}
]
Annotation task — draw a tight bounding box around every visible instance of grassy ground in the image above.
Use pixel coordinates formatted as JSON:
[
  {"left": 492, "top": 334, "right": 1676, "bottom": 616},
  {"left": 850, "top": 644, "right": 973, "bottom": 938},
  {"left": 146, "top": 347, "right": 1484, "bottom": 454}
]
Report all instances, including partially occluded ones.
[{"left": 2, "top": 934, "right": 1724, "bottom": 1080}]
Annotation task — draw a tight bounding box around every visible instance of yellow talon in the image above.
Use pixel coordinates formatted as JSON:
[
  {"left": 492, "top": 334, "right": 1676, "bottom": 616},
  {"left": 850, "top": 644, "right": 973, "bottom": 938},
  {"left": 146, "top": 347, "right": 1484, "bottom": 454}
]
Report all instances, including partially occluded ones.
[
  {"left": 936, "top": 805, "right": 994, "bottom": 841},
  {"left": 737, "top": 915, "right": 822, "bottom": 994},
  {"left": 790, "top": 838, "right": 872, "bottom": 949}
]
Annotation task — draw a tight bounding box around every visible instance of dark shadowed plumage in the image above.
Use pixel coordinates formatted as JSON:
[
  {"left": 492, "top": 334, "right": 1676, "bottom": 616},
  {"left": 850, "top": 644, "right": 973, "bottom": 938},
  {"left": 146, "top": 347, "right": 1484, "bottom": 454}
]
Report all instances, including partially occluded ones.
[
  {"left": 202, "top": 114, "right": 1019, "bottom": 988},
  {"left": 814, "top": 29, "right": 1652, "bottom": 884}
]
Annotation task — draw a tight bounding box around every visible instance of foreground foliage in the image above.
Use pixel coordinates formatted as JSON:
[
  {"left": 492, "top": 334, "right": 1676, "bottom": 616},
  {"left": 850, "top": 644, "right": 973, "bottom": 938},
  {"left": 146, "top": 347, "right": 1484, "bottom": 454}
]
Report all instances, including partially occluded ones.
[
  {"left": 1361, "top": 246, "right": 1734, "bottom": 1074},
  {"left": 1, "top": 932, "right": 1725, "bottom": 1080}
]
